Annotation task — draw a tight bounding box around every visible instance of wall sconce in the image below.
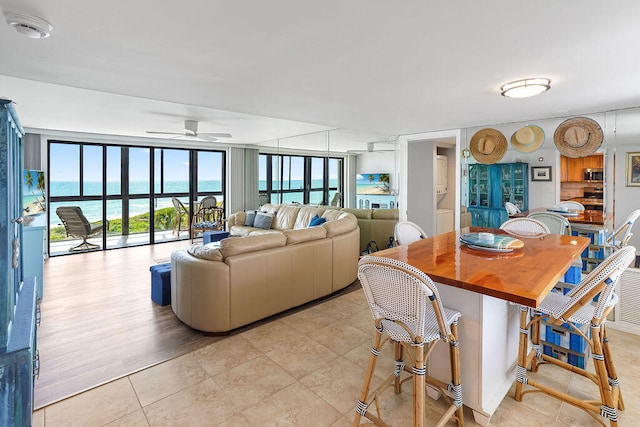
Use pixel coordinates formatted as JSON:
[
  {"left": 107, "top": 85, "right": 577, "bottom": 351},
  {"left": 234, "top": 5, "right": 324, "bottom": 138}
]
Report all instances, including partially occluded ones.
[{"left": 500, "top": 78, "right": 551, "bottom": 98}]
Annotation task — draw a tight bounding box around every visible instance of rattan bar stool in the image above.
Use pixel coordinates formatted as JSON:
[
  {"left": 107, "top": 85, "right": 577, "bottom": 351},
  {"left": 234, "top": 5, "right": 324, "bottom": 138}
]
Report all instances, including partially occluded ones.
[
  {"left": 394, "top": 221, "right": 427, "bottom": 246},
  {"left": 354, "top": 256, "right": 464, "bottom": 427},
  {"left": 607, "top": 209, "right": 640, "bottom": 250},
  {"left": 505, "top": 201, "right": 521, "bottom": 216},
  {"left": 515, "top": 246, "right": 636, "bottom": 427},
  {"left": 499, "top": 217, "right": 550, "bottom": 238},
  {"left": 554, "top": 200, "right": 586, "bottom": 211},
  {"left": 527, "top": 211, "right": 572, "bottom": 236}
]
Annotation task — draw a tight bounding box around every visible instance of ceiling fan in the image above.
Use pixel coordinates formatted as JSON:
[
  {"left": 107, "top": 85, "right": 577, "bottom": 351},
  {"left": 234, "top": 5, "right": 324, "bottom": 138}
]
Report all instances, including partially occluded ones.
[
  {"left": 348, "top": 141, "right": 397, "bottom": 154},
  {"left": 146, "top": 120, "right": 232, "bottom": 142}
]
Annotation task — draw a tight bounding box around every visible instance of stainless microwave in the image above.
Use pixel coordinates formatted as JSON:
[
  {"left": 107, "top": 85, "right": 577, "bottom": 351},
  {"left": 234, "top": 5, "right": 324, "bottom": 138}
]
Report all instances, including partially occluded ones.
[{"left": 584, "top": 168, "right": 604, "bottom": 182}]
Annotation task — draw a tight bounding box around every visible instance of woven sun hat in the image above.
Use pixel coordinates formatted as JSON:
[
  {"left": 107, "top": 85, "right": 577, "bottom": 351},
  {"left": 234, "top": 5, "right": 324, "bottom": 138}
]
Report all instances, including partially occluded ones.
[
  {"left": 511, "top": 125, "right": 545, "bottom": 153},
  {"left": 553, "top": 117, "right": 603, "bottom": 158},
  {"left": 470, "top": 128, "right": 507, "bottom": 164}
]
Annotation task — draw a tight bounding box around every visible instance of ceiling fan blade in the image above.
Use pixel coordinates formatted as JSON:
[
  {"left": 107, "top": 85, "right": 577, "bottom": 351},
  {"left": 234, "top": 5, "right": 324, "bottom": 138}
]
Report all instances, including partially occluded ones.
[
  {"left": 198, "top": 135, "right": 219, "bottom": 142},
  {"left": 199, "top": 132, "right": 232, "bottom": 138},
  {"left": 146, "top": 131, "right": 183, "bottom": 135}
]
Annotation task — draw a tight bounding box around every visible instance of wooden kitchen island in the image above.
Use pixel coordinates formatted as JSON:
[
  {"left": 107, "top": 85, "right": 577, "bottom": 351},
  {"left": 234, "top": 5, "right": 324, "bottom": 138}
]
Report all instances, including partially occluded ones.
[{"left": 371, "top": 227, "right": 589, "bottom": 425}]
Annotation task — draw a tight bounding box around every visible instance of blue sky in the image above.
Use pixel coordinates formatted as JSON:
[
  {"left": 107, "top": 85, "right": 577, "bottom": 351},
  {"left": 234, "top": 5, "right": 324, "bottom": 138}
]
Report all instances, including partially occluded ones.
[{"left": 49, "top": 143, "right": 223, "bottom": 182}]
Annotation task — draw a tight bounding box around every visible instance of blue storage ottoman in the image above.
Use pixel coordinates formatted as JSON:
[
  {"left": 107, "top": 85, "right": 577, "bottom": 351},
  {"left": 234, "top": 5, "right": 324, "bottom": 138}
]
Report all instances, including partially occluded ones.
[
  {"left": 203, "top": 230, "right": 230, "bottom": 244},
  {"left": 150, "top": 262, "right": 171, "bottom": 306}
]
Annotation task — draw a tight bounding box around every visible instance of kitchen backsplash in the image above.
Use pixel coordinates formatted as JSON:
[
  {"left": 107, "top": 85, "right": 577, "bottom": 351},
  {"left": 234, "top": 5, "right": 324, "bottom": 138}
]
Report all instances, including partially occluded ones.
[{"left": 560, "top": 182, "right": 590, "bottom": 201}]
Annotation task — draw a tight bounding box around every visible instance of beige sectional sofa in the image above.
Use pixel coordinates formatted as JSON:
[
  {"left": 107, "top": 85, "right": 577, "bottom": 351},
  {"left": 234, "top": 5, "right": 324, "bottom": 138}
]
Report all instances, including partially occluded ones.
[
  {"left": 341, "top": 208, "right": 399, "bottom": 252},
  {"left": 170, "top": 204, "right": 360, "bottom": 333}
]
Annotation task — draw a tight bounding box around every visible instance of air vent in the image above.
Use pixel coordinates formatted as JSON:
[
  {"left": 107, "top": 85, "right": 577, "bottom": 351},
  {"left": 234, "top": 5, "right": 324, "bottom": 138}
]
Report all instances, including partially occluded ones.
[{"left": 4, "top": 12, "right": 52, "bottom": 38}]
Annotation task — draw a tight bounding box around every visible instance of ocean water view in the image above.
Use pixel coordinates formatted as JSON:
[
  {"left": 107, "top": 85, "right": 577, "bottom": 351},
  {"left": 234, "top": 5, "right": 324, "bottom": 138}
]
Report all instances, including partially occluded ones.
[{"left": 47, "top": 179, "right": 337, "bottom": 223}]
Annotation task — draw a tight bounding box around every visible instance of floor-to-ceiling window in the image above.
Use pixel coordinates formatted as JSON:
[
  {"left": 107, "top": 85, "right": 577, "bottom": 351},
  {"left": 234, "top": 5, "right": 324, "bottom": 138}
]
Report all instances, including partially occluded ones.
[
  {"left": 259, "top": 153, "right": 343, "bottom": 205},
  {"left": 48, "top": 140, "right": 225, "bottom": 255}
]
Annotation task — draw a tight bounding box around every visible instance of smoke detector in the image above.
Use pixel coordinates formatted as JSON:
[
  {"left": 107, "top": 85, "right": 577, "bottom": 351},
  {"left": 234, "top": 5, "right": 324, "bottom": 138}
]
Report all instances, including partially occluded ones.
[{"left": 4, "top": 12, "right": 52, "bottom": 38}]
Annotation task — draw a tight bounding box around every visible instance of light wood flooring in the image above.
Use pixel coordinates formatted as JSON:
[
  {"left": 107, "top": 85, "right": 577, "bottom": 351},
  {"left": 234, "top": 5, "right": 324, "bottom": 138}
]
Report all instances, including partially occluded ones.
[
  {"left": 35, "top": 239, "right": 360, "bottom": 410},
  {"left": 35, "top": 239, "right": 218, "bottom": 409}
]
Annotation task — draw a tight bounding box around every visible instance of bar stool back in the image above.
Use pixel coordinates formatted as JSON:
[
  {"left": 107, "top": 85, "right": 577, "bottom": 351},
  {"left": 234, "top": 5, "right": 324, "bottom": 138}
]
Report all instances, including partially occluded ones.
[
  {"left": 354, "top": 256, "right": 464, "bottom": 427},
  {"left": 515, "top": 246, "right": 636, "bottom": 426}
]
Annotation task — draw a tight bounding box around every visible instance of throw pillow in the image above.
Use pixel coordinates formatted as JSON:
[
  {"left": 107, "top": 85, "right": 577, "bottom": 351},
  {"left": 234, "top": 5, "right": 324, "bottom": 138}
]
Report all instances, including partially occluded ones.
[
  {"left": 253, "top": 212, "right": 273, "bottom": 229},
  {"left": 309, "top": 214, "right": 327, "bottom": 227},
  {"left": 245, "top": 210, "right": 256, "bottom": 226}
]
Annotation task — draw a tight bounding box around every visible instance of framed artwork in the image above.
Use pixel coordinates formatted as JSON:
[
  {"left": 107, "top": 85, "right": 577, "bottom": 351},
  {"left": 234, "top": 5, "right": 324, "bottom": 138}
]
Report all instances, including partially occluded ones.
[
  {"left": 531, "top": 166, "right": 552, "bottom": 181},
  {"left": 626, "top": 152, "right": 640, "bottom": 186}
]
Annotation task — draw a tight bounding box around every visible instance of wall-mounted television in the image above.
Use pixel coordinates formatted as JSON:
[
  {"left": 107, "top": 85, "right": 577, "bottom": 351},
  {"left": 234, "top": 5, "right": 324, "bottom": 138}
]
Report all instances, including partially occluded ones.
[
  {"left": 23, "top": 169, "right": 46, "bottom": 215},
  {"left": 356, "top": 173, "right": 390, "bottom": 195}
]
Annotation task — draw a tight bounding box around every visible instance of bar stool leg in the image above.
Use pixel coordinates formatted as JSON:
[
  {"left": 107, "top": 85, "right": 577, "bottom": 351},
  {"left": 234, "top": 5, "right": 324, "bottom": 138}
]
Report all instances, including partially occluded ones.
[
  {"left": 448, "top": 322, "right": 464, "bottom": 426},
  {"left": 530, "top": 312, "right": 543, "bottom": 372},
  {"left": 515, "top": 306, "right": 529, "bottom": 401},
  {"left": 413, "top": 342, "right": 425, "bottom": 427},
  {"left": 394, "top": 341, "right": 404, "bottom": 394},
  {"left": 591, "top": 324, "right": 619, "bottom": 427},
  {"left": 601, "top": 325, "right": 624, "bottom": 410},
  {"left": 353, "top": 328, "right": 384, "bottom": 426}
]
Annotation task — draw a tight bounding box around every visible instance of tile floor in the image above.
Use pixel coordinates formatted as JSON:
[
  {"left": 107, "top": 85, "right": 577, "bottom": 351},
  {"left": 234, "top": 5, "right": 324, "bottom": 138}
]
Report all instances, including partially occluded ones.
[{"left": 33, "top": 289, "right": 640, "bottom": 426}]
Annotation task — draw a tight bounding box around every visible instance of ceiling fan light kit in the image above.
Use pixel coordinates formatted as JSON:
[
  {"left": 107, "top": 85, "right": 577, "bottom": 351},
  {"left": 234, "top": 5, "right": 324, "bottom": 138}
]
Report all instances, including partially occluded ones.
[
  {"left": 4, "top": 12, "right": 52, "bottom": 38},
  {"left": 500, "top": 78, "right": 551, "bottom": 98}
]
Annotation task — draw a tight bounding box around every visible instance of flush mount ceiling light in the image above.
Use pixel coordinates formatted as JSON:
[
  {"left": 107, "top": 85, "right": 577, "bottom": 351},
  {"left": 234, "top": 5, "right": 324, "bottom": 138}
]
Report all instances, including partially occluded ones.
[
  {"left": 4, "top": 12, "right": 52, "bottom": 38},
  {"left": 500, "top": 78, "right": 551, "bottom": 98}
]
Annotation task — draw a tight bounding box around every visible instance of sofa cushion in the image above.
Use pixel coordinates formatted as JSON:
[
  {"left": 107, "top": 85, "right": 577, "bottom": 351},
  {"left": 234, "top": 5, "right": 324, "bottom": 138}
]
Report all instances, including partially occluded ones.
[
  {"left": 188, "top": 243, "right": 224, "bottom": 261},
  {"left": 244, "top": 210, "right": 256, "bottom": 226},
  {"left": 295, "top": 207, "right": 325, "bottom": 229},
  {"left": 247, "top": 229, "right": 282, "bottom": 236},
  {"left": 283, "top": 227, "right": 327, "bottom": 244},
  {"left": 309, "top": 214, "right": 327, "bottom": 227},
  {"left": 322, "top": 212, "right": 358, "bottom": 237},
  {"left": 220, "top": 233, "right": 287, "bottom": 258},
  {"left": 259, "top": 203, "right": 281, "bottom": 215},
  {"left": 274, "top": 205, "right": 300, "bottom": 230},
  {"left": 253, "top": 212, "right": 274, "bottom": 229},
  {"left": 372, "top": 209, "right": 399, "bottom": 220},
  {"left": 321, "top": 209, "right": 344, "bottom": 222},
  {"left": 229, "top": 225, "right": 256, "bottom": 237},
  {"left": 341, "top": 208, "right": 373, "bottom": 219}
]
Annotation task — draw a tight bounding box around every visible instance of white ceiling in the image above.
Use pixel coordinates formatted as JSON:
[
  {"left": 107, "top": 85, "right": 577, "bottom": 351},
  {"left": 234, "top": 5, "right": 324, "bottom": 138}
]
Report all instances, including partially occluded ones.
[{"left": 1, "top": 1, "right": 639, "bottom": 152}]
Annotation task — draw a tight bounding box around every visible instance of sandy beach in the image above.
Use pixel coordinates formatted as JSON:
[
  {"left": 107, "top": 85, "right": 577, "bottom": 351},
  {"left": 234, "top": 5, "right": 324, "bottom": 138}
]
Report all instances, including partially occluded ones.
[
  {"left": 356, "top": 186, "right": 390, "bottom": 195},
  {"left": 25, "top": 201, "right": 45, "bottom": 216}
]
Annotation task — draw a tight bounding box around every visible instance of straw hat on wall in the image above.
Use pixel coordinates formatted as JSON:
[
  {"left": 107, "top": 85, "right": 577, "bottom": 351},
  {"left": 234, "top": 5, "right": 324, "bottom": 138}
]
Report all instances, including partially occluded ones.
[
  {"left": 511, "top": 125, "right": 545, "bottom": 153},
  {"left": 470, "top": 128, "right": 507, "bottom": 164},
  {"left": 553, "top": 117, "right": 603, "bottom": 158}
]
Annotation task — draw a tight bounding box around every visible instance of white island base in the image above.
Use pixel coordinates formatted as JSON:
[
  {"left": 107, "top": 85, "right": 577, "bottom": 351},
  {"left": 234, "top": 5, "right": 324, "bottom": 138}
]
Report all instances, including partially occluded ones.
[{"left": 428, "top": 282, "right": 521, "bottom": 426}]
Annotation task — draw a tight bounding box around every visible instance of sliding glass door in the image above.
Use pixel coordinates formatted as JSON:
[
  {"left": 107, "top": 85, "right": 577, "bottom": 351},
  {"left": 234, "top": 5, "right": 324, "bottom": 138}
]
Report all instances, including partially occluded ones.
[{"left": 48, "top": 140, "right": 225, "bottom": 255}]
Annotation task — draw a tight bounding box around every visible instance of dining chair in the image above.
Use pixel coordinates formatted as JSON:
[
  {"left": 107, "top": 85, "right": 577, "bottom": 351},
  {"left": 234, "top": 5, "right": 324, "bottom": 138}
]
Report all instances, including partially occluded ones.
[
  {"left": 607, "top": 209, "right": 640, "bottom": 250},
  {"left": 191, "top": 196, "right": 224, "bottom": 242},
  {"left": 171, "top": 197, "right": 190, "bottom": 236},
  {"left": 394, "top": 221, "right": 427, "bottom": 245},
  {"left": 329, "top": 191, "right": 342, "bottom": 207},
  {"left": 554, "top": 201, "right": 585, "bottom": 211},
  {"left": 515, "top": 246, "right": 635, "bottom": 427},
  {"left": 505, "top": 201, "right": 521, "bottom": 216},
  {"left": 499, "top": 217, "right": 550, "bottom": 237},
  {"left": 527, "top": 211, "right": 572, "bottom": 235},
  {"left": 354, "top": 256, "right": 464, "bottom": 427}
]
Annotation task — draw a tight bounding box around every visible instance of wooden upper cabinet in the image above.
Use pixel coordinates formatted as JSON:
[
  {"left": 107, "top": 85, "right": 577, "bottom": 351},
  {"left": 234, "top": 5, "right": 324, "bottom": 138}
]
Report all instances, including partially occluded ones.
[
  {"left": 560, "top": 154, "right": 603, "bottom": 182},
  {"left": 560, "top": 155, "right": 569, "bottom": 182},
  {"left": 583, "top": 154, "right": 604, "bottom": 169}
]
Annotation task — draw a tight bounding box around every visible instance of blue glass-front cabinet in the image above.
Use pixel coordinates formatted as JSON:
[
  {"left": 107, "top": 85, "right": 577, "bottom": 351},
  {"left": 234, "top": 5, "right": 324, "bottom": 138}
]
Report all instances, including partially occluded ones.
[
  {"left": 1, "top": 99, "right": 37, "bottom": 427},
  {"left": 468, "top": 162, "right": 528, "bottom": 228}
]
